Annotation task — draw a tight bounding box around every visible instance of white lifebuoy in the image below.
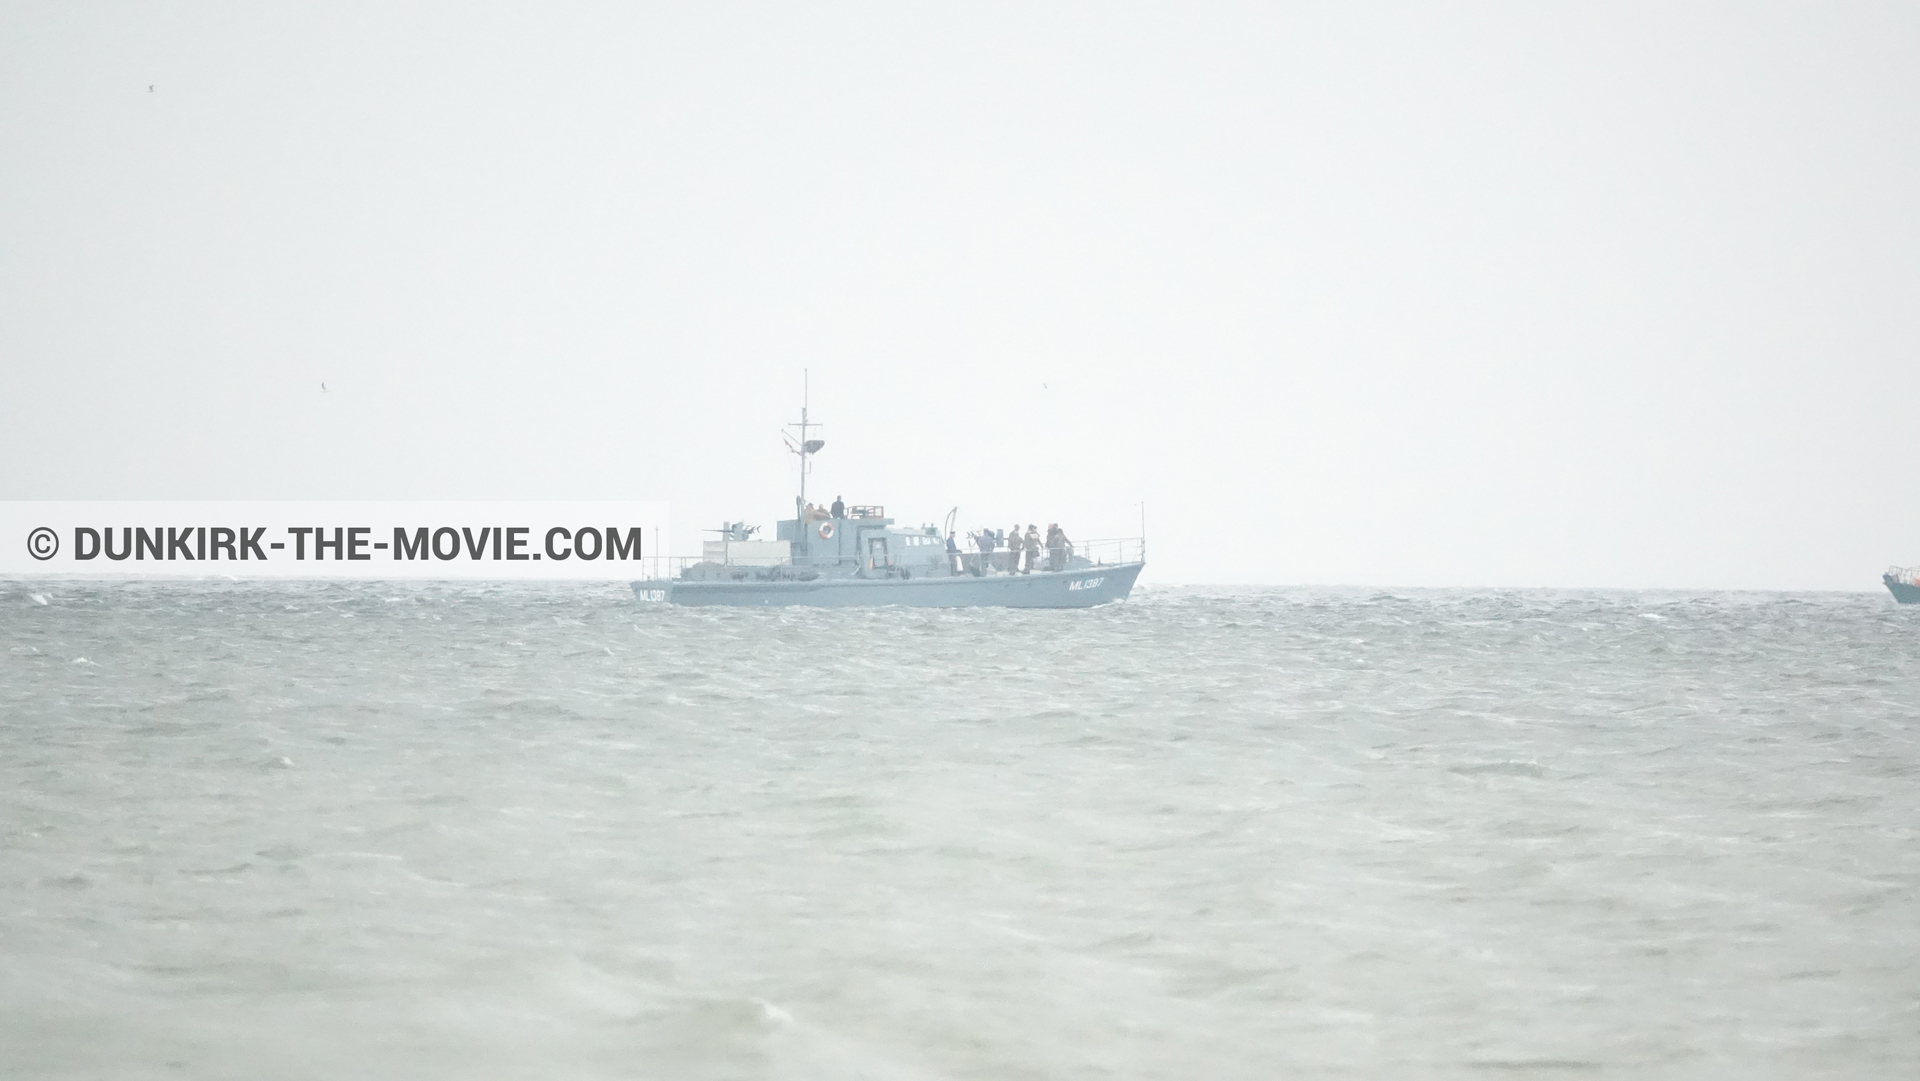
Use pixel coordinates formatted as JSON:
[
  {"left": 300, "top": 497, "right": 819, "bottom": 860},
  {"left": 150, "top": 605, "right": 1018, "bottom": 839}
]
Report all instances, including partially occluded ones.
[{"left": 818, "top": 522, "right": 835, "bottom": 539}]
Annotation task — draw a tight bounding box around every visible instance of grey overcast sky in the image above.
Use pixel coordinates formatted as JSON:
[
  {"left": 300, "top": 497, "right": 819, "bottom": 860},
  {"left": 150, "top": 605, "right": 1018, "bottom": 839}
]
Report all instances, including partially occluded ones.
[{"left": 3, "top": 2, "right": 1916, "bottom": 588}]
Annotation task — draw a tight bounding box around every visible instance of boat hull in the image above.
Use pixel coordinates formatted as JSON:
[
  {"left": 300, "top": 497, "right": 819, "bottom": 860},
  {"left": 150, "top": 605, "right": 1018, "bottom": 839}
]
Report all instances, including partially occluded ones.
[
  {"left": 1886, "top": 574, "right": 1920, "bottom": 604},
  {"left": 633, "top": 563, "right": 1143, "bottom": 608}
]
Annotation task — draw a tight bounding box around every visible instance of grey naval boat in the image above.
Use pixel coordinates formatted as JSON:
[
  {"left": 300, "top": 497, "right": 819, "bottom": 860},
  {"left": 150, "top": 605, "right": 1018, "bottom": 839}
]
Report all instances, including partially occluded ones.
[{"left": 632, "top": 399, "right": 1143, "bottom": 608}]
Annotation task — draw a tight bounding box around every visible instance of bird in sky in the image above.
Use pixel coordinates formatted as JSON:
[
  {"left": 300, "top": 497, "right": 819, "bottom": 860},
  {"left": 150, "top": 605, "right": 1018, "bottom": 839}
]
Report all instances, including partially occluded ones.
[
  {"left": 320, "top": 382, "right": 328, "bottom": 392},
  {"left": 148, "top": 85, "right": 154, "bottom": 92}
]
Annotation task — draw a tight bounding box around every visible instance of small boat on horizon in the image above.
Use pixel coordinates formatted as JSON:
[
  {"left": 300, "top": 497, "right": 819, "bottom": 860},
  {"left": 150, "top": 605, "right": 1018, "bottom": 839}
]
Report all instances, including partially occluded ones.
[
  {"left": 1884, "top": 566, "right": 1920, "bottom": 604},
  {"left": 631, "top": 390, "right": 1144, "bottom": 608}
]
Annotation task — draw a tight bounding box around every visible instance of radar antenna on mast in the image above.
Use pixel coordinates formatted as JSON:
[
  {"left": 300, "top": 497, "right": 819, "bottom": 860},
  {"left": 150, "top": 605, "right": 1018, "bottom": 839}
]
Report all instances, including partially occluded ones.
[{"left": 785, "top": 370, "right": 825, "bottom": 560}]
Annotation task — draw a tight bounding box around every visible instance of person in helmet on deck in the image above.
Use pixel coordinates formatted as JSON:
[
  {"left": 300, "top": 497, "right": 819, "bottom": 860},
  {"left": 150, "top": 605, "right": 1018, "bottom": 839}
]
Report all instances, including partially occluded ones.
[{"left": 1046, "top": 523, "right": 1071, "bottom": 572}]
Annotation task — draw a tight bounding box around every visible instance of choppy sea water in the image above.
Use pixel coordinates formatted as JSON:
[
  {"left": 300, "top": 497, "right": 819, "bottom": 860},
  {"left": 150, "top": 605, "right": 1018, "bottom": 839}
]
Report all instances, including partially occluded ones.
[{"left": 2, "top": 582, "right": 1916, "bottom": 1080}]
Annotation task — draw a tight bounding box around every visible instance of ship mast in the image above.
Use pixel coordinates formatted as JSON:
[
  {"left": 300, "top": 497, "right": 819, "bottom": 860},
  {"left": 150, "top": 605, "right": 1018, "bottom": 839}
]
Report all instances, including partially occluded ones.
[{"left": 786, "top": 370, "right": 824, "bottom": 561}]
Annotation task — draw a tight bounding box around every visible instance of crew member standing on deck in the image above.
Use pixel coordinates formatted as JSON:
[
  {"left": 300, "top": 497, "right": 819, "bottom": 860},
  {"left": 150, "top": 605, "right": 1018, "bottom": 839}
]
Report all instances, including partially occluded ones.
[
  {"left": 1023, "top": 524, "right": 1041, "bottom": 574},
  {"left": 1046, "top": 523, "right": 1070, "bottom": 572},
  {"left": 830, "top": 496, "right": 845, "bottom": 519},
  {"left": 972, "top": 528, "right": 995, "bottom": 575},
  {"left": 1007, "top": 526, "right": 1023, "bottom": 573}
]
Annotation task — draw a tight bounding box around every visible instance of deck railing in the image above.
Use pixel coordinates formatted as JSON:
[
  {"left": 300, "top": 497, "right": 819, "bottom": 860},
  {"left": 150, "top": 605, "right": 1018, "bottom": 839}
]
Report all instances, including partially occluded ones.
[
  {"left": 955, "top": 536, "right": 1144, "bottom": 573},
  {"left": 635, "top": 555, "right": 704, "bottom": 581},
  {"left": 1072, "top": 537, "right": 1146, "bottom": 567}
]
